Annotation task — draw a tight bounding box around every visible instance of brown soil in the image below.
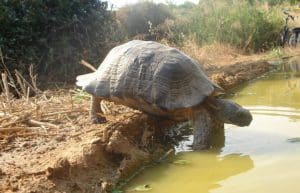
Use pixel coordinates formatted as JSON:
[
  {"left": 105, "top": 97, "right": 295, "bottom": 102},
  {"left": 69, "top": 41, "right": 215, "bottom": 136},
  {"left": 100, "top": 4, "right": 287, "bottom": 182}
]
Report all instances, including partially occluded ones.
[{"left": 0, "top": 52, "right": 278, "bottom": 193}]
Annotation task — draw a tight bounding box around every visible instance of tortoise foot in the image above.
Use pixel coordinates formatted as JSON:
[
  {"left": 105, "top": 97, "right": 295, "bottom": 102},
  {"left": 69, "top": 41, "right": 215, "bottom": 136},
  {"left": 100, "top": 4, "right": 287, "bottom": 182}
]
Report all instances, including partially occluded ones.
[
  {"left": 192, "top": 143, "right": 210, "bottom": 150},
  {"left": 91, "top": 116, "right": 107, "bottom": 124}
]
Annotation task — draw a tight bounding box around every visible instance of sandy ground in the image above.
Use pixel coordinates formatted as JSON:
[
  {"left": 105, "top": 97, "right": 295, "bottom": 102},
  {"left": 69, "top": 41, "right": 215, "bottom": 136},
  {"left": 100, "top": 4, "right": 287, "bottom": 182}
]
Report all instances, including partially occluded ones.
[{"left": 0, "top": 51, "right": 281, "bottom": 193}]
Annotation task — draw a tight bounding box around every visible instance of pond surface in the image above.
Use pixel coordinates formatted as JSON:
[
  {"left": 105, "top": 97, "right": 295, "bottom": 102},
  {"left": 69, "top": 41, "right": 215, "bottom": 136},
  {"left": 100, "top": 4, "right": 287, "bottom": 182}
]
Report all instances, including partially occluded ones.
[{"left": 124, "top": 63, "right": 300, "bottom": 193}]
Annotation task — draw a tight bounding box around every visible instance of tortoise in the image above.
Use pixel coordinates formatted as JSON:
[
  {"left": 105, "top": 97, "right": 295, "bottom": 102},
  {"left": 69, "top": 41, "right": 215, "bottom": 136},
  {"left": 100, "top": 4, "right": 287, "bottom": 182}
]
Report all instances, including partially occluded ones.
[{"left": 76, "top": 40, "right": 252, "bottom": 149}]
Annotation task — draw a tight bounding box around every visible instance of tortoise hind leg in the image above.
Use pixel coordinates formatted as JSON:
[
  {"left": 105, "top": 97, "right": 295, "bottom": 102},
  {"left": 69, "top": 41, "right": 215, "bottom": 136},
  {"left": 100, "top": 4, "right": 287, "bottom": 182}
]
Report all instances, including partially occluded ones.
[{"left": 90, "top": 95, "right": 107, "bottom": 124}]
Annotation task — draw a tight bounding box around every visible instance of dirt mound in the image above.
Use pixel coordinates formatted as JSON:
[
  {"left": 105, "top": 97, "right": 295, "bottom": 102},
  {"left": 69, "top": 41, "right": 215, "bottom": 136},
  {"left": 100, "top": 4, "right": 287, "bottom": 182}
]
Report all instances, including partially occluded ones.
[
  {"left": 209, "top": 60, "right": 271, "bottom": 90},
  {"left": 0, "top": 59, "right": 274, "bottom": 193},
  {"left": 0, "top": 93, "right": 175, "bottom": 193}
]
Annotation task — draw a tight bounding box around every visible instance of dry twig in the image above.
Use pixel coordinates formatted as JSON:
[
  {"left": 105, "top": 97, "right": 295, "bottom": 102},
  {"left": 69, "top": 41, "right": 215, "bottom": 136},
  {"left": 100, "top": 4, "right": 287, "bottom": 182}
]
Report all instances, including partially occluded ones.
[
  {"left": 29, "top": 65, "right": 39, "bottom": 92},
  {"left": 0, "top": 127, "right": 38, "bottom": 134},
  {"left": 15, "top": 70, "right": 40, "bottom": 95},
  {"left": 15, "top": 73, "right": 27, "bottom": 97},
  {"left": 80, "top": 60, "right": 97, "bottom": 72},
  {"left": 1, "top": 73, "right": 10, "bottom": 100},
  {"left": 26, "top": 119, "right": 60, "bottom": 130},
  {"left": 0, "top": 113, "right": 31, "bottom": 128},
  {"left": 42, "top": 108, "right": 85, "bottom": 117}
]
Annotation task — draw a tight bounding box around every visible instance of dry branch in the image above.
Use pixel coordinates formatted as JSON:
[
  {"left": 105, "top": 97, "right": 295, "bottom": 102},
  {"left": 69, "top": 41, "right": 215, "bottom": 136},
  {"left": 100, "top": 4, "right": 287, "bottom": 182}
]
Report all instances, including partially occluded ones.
[
  {"left": 29, "top": 65, "right": 39, "bottom": 92},
  {"left": 42, "top": 108, "right": 85, "bottom": 117},
  {"left": 0, "top": 113, "right": 31, "bottom": 128},
  {"left": 26, "top": 119, "right": 60, "bottom": 130},
  {"left": 80, "top": 60, "right": 97, "bottom": 72},
  {"left": 0, "top": 84, "right": 92, "bottom": 138},
  {"left": 0, "top": 127, "right": 38, "bottom": 134},
  {"left": 15, "top": 73, "right": 27, "bottom": 97},
  {"left": 15, "top": 70, "right": 40, "bottom": 95},
  {"left": 1, "top": 73, "right": 10, "bottom": 100},
  {"left": 0, "top": 47, "right": 4, "bottom": 65}
]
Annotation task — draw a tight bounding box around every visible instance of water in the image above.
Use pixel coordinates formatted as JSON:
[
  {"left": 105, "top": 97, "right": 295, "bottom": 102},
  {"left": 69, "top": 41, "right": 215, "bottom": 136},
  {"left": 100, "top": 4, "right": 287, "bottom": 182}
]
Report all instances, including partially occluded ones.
[{"left": 124, "top": 61, "right": 300, "bottom": 193}]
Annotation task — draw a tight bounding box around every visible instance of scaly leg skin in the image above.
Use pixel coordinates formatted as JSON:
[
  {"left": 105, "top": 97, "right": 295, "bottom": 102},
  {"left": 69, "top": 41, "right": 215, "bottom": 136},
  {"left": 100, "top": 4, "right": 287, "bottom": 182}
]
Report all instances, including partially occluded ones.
[
  {"left": 209, "top": 117, "right": 225, "bottom": 150},
  {"left": 192, "top": 109, "right": 213, "bottom": 150},
  {"left": 90, "top": 95, "right": 107, "bottom": 124}
]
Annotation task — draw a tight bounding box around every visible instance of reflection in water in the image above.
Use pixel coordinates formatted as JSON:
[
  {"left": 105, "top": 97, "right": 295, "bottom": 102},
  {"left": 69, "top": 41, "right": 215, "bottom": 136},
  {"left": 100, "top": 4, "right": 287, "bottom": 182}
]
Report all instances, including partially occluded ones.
[
  {"left": 231, "top": 57, "right": 300, "bottom": 122},
  {"left": 124, "top": 152, "right": 253, "bottom": 193},
  {"left": 231, "top": 73, "right": 300, "bottom": 109},
  {"left": 246, "top": 106, "right": 300, "bottom": 121},
  {"left": 283, "top": 56, "right": 300, "bottom": 73}
]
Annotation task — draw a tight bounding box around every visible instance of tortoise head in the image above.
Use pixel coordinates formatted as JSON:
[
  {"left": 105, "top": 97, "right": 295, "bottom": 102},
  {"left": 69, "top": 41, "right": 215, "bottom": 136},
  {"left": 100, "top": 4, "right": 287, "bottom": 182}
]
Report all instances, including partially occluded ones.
[{"left": 208, "top": 99, "right": 253, "bottom": 127}]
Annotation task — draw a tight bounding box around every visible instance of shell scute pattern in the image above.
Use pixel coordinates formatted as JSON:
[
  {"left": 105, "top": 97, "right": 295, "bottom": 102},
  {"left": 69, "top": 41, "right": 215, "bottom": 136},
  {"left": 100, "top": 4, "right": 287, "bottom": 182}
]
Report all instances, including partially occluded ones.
[{"left": 79, "top": 40, "right": 216, "bottom": 110}]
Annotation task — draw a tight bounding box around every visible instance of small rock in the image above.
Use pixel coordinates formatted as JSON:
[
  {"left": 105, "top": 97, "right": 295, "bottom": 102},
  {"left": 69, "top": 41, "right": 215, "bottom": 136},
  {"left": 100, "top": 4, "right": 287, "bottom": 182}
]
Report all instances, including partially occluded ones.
[
  {"left": 90, "top": 138, "right": 103, "bottom": 144},
  {"left": 101, "top": 181, "right": 113, "bottom": 193},
  {"left": 12, "top": 184, "right": 19, "bottom": 192},
  {"left": 55, "top": 134, "right": 67, "bottom": 142},
  {"left": 46, "top": 158, "right": 71, "bottom": 179},
  {"left": 0, "top": 168, "right": 5, "bottom": 176},
  {"left": 21, "top": 142, "right": 30, "bottom": 148}
]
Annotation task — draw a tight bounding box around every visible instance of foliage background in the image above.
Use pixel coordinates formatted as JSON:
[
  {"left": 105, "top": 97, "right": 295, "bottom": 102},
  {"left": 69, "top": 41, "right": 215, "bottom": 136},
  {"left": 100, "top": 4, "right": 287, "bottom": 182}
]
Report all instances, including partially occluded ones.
[
  {"left": 0, "top": 0, "right": 297, "bottom": 80},
  {"left": 0, "top": 0, "right": 119, "bottom": 78}
]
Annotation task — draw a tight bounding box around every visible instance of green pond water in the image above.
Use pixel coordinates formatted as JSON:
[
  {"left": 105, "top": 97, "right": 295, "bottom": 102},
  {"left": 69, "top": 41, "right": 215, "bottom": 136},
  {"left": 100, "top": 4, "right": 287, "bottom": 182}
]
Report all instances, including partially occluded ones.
[{"left": 124, "top": 64, "right": 300, "bottom": 193}]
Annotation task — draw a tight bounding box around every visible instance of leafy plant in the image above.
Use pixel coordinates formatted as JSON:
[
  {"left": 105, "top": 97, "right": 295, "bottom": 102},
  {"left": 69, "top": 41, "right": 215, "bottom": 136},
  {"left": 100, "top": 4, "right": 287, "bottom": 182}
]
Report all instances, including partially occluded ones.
[
  {"left": 116, "top": 1, "right": 173, "bottom": 37},
  {"left": 71, "top": 89, "right": 90, "bottom": 101},
  {"left": 186, "top": 0, "right": 282, "bottom": 52},
  {"left": 0, "top": 0, "right": 117, "bottom": 77}
]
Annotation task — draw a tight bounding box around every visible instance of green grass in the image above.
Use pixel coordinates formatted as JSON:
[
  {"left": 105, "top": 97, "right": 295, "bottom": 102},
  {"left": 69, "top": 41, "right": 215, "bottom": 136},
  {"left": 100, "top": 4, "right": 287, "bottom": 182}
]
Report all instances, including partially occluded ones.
[
  {"left": 185, "top": 1, "right": 282, "bottom": 52},
  {"left": 71, "top": 89, "right": 90, "bottom": 101}
]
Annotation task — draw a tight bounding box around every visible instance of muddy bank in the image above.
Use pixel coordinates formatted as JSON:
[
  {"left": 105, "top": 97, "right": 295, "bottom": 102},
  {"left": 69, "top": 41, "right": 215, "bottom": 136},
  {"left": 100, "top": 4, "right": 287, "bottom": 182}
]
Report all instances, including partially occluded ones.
[
  {"left": 208, "top": 60, "right": 272, "bottom": 90},
  {"left": 0, "top": 59, "right": 275, "bottom": 193}
]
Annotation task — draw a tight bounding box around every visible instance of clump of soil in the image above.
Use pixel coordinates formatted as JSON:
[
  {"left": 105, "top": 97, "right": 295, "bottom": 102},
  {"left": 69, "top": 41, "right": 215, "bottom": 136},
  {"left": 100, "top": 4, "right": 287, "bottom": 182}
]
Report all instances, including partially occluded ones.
[
  {"left": 209, "top": 60, "right": 271, "bottom": 90},
  {"left": 0, "top": 58, "right": 275, "bottom": 193}
]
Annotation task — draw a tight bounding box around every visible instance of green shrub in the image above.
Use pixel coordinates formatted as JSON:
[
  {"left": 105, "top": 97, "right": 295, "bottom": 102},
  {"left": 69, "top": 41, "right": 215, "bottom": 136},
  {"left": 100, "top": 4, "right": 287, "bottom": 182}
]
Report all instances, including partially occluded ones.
[
  {"left": 267, "top": 0, "right": 284, "bottom": 6},
  {"left": 0, "top": 0, "right": 116, "bottom": 76},
  {"left": 124, "top": 0, "right": 283, "bottom": 52},
  {"left": 117, "top": 1, "right": 173, "bottom": 37},
  {"left": 187, "top": 0, "right": 282, "bottom": 52},
  {"left": 151, "top": 19, "right": 189, "bottom": 45}
]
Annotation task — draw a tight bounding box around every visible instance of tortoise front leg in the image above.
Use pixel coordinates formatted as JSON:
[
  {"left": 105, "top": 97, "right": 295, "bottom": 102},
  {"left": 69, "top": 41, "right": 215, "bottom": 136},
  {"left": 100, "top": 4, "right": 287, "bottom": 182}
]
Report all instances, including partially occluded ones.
[
  {"left": 192, "top": 109, "right": 212, "bottom": 150},
  {"left": 191, "top": 109, "right": 225, "bottom": 150},
  {"left": 90, "top": 95, "right": 107, "bottom": 124}
]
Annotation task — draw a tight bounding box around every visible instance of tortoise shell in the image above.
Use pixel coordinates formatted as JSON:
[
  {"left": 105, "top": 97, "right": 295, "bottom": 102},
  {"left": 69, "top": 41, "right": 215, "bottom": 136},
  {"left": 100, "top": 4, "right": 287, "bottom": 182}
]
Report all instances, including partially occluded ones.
[{"left": 76, "top": 40, "right": 220, "bottom": 110}]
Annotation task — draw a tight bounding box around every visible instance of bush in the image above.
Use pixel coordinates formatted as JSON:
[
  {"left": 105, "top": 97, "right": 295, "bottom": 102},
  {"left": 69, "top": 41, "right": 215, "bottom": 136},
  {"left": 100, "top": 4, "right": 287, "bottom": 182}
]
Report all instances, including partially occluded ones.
[
  {"left": 122, "top": 0, "right": 283, "bottom": 53},
  {"left": 0, "top": 0, "right": 116, "bottom": 77},
  {"left": 149, "top": 19, "right": 188, "bottom": 45},
  {"left": 116, "top": 1, "right": 173, "bottom": 37},
  {"left": 187, "top": 0, "right": 282, "bottom": 52}
]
